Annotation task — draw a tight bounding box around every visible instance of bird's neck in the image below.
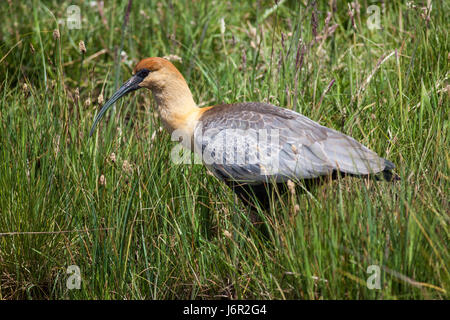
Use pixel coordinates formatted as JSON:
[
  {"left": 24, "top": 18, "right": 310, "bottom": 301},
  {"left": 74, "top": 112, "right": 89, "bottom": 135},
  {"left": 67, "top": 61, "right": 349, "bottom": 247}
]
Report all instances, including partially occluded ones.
[{"left": 150, "top": 79, "right": 200, "bottom": 135}]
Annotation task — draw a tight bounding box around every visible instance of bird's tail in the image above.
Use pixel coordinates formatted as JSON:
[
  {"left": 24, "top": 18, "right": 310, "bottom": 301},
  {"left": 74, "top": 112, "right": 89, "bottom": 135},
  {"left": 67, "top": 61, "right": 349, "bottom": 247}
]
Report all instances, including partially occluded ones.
[{"left": 380, "top": 158, "right": 400, "bottom": 181}]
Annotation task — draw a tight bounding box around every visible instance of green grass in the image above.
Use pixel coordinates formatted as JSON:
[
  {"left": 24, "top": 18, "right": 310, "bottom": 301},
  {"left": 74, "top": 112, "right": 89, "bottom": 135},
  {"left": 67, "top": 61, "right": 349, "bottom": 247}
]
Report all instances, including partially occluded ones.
[{"left": 0, "top": 0, "right": 448, "bottom": 299}]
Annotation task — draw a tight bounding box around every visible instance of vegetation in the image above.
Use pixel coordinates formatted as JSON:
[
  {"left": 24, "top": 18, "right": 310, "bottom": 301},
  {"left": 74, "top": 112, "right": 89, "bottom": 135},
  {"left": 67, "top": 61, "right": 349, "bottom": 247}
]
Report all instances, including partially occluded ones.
[{"left": 0, "top": 0, "right": 448, "bottom": 299}]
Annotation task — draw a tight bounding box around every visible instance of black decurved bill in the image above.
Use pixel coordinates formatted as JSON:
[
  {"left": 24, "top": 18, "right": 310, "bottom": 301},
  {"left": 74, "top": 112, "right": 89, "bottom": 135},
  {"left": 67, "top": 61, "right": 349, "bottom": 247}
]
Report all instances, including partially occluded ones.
[{"left": 89, "top": 74, "right": 144, "bottom": 137}]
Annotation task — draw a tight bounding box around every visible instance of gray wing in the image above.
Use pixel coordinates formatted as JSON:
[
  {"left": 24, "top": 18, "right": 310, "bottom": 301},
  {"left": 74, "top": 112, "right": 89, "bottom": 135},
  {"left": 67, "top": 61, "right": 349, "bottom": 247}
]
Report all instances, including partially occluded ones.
[{"left": 195, "top": 102, "right": 393, "bottom": 183}]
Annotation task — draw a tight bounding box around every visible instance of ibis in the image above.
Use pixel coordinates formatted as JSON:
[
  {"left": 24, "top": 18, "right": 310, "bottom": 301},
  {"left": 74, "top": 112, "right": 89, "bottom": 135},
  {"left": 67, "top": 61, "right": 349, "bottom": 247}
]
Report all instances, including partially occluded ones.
[{"left": 90, "top": 57, "right": 398, "bottom": 210}]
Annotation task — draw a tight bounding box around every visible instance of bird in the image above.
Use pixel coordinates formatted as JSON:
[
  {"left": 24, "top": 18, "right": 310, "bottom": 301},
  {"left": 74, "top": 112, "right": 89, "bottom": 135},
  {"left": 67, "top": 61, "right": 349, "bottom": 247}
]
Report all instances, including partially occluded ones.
[{"left": 90, "top": 57, "right": 398, "bottom": 211}]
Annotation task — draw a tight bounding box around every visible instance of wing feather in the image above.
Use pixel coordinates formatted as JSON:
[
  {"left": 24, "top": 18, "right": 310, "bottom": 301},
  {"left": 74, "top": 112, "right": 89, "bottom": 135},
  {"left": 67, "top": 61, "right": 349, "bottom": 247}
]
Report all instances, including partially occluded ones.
[{"left": 195, "top": 102, "right": 391, "bottom": 183}]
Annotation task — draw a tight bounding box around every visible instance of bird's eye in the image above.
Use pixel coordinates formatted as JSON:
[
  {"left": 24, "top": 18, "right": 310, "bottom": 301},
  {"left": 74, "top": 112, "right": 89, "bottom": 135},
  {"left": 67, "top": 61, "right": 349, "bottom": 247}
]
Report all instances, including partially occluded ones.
[{"left": 136, "top": 68, "right": 150, "bottom": 78}]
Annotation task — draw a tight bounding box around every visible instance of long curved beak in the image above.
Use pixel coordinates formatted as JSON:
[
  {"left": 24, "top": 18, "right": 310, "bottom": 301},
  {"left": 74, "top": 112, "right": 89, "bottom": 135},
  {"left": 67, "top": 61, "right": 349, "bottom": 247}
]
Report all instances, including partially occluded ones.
[{"left": 89, "top": 75, "right": 145, "bottom": 137}]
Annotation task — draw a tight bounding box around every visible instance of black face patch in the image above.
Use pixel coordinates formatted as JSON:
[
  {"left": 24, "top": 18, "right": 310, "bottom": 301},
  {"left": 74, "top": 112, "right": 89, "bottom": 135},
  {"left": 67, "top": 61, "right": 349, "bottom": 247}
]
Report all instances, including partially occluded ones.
[{"left": 135, "top": 68, "right": 150, "bottom": 78}]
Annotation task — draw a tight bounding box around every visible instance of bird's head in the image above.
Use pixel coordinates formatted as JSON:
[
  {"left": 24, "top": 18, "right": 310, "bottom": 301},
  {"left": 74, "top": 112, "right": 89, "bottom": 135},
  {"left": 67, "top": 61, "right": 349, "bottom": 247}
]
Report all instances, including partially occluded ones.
[
  {"left": 89, "top": 57, "right": 190, "bottom": 136},
  {"left": 132, "top": 57, "right": 186, "bottom": 90}
]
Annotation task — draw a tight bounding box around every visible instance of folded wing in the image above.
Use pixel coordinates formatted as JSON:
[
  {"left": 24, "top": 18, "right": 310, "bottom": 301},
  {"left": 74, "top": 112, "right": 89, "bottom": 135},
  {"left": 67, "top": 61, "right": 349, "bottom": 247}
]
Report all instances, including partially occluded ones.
[{"left": 195, "top": 102, "right": 394, "bottom": 183}]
